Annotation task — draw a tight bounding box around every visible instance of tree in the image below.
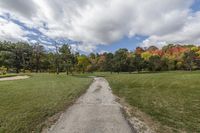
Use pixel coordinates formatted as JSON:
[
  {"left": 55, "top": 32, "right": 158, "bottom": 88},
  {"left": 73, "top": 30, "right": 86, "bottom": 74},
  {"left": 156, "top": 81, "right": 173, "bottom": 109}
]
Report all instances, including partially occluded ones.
[
  {"left": 104, "top": 53, "right": 114, "bottom": 73},
  {"left": 11, "top": 43, "right": 23, "bottom": 73},
  {"left": 97, "top": 54, "right": 106, "bottom": 71},
  {"left": 148, "top": 55, "right": 162, "bottom": 71},
  {"left": 147, "top": 46, "right": 158, "bottom": 51},
  {"left": 89, "top": 53, "right": 96, "bottom": 59},
  {"left": 96, "top": 53, "right": 114, "bottom": 73},
  {"left": 133, "top": 54, "right": 144, "bottom": 72},
  {"left": 45, "top": 52, "right": 56, "bottom": 73},
  {"left": 54, "top": 42, "right": 61, "bottom": 74},
  {"left": 1, "top": 40, "right": 200, "bottom": 73},
  {"left": 0, "top": 66, "right": 7, "bottom": 75},
  {"left": 32, "top": 43, "right": 45, "bottom": 73},
  {"left": 135, "top": 47, "right": 144, "bottom": 55},
  {"left": 11, "top": 42, "right": 33, "bottom": 73},
  {"left": 0, "top": 51, "right": 14, "bottom": 70},
  {"left": 183, "top": 50, "right": 197, "bottom": 71},
  {"left": 113, "top": 48, "right": 129, "bottom": 73},
  {"left": 77, "top": 55, "right": 90, "bottom": 73},
  {"left": 141, "top": 51, "right": 152, "bottom": 61},
  {"left": 160, "top": 57, "right": 170, "bottom": 71},
  {"left": 59, "top": 44, "right": 73, "bottom": 75},
  {"left": 126, "top": 52, "right": 135, "bottom": 73}
]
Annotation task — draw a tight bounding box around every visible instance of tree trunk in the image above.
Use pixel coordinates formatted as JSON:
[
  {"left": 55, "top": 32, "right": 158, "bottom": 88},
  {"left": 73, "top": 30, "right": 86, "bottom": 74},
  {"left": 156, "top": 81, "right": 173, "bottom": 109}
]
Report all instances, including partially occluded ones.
[
  {"left": 56, "top": 66, "right": 59, "bottom": 75},
  {"left": 22, "top": 54, "right": 26, "bottom": 73},
  {"left": 16, "top": 67, "right": 19, "bottom": 73},
  {"left": 70, "top": 70, "right": 73, "bottom": 75},
  {"left": 36, "top": 58, "right": 39, "bottom": 73},
  {"left": 82, "top": 67, "right": 85, "bottom": 74},
  {"left": 66, "top": 67, "right": 69, "bottom": 75}
]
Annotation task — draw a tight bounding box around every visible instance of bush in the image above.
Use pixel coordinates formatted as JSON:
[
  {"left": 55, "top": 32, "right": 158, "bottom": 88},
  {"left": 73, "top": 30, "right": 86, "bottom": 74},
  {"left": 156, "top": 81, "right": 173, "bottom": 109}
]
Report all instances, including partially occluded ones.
[{"left": 0, "top": 66, "right": 7, "bottom": 75}]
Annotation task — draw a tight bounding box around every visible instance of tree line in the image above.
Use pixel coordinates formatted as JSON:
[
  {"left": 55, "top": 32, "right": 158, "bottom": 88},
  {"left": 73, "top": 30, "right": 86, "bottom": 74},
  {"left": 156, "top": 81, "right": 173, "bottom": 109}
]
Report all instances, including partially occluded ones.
[{"left": 1, "top": 41, "right": 200, "bottom": 74}]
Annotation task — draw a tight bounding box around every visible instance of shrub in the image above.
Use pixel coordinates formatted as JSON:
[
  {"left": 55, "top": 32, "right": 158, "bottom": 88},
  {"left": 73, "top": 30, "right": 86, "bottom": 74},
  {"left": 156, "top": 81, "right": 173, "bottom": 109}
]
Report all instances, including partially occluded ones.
[{"left": 0, "top": 66, "right": 7, "bottom": 75}]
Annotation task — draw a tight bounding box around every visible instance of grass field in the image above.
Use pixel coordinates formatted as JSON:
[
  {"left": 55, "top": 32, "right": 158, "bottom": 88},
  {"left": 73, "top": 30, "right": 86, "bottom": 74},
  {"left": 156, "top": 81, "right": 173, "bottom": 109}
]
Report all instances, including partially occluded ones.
[
  {"left": 105, "top": 72, "right": 200, "bottom": 133},
  {"left": 0, "top": 72, "right": 199, "bottom": 133},
  {"left": 0, "top": 73, "right": 92, "bottom": 133}
]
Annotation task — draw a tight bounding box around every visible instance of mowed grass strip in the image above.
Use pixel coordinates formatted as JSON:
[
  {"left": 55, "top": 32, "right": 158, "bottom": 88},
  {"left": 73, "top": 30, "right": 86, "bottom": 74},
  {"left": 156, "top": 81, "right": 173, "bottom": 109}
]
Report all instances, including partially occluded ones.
[
  {"left": 106, "top": 72, "right": 200, "bottom": 133},
  {"left": 0, "top": 73, "right": 92, "bottom": 133}
]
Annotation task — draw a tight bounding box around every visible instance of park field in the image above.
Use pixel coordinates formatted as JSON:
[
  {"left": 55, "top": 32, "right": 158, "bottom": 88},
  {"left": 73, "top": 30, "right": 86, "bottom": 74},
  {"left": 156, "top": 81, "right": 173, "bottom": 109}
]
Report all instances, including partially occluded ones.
[
  {"left": 105, "top": 71, "right": 200, "bottom": 133},
  {"left": 0, "top": 73, "right": 92, "bottom": 133}
]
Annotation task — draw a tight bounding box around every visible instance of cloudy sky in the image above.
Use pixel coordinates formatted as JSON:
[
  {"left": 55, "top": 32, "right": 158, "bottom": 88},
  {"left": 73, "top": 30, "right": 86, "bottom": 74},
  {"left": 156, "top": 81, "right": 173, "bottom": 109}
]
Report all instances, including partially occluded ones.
[{"left": 0, "top": 0, "right": 200, "bottom": 53}]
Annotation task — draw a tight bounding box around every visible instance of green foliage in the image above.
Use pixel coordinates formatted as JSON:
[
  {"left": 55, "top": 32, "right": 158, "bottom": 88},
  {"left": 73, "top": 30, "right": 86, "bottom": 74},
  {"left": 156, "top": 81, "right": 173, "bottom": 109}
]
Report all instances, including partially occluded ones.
[
  {"left": 132, "top": 54, "right": 144, "bottom": 72},
  {"left": 59, "top": 44, "right": 74, "bottom": 75},
  {"left": 0, "top": 66, "right": 7, "bottom": 75},
  {"left": 1, "top": 41, "right": 200, "bottom": 73},
  {"left": 148, "top": 55, "right": 162, "bottom": 71},
  {"left": 77, "top": 55, "right": 90, "bottom": 73},
  {"left": 113, "top": 48, "right": 129, "bottom": 72},
  {"left": 183, "top": 50, "right": 198, "bottom": 71},
  {"left": 191, "top": 46, "right": 198, "bottom": 52},
  {"left": 141, "top": 51, "right": 152, "bottom": 60},
  {"left": 32, "top": 43, "right": 45, "bottom": 73}
]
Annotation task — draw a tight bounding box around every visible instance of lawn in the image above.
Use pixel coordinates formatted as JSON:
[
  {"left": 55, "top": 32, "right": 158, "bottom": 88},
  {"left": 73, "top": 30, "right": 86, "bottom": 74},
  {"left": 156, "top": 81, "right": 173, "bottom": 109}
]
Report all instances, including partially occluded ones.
[
  {"left": 0, "top": 73, "right": 92, "bottom": 133},
  {"left": 105, "top": 71, "right": 200, "bottom": 133}
]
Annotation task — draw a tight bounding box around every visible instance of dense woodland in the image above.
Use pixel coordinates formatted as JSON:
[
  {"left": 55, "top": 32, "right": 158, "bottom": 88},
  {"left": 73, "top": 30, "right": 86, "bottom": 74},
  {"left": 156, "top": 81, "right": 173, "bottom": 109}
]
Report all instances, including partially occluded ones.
[{"left": 0, "top": 41, "right": 200, "bottom": 74}]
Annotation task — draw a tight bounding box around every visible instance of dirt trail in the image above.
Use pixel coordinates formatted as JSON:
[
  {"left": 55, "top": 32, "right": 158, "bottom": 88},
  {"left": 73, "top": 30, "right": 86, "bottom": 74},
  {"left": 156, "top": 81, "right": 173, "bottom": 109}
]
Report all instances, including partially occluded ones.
[
  {"left": 0, "top": 75, "right": 29, "bottom": 81},
  {"left": 45, "top": 77, "right": 135, "bottom": 133}
]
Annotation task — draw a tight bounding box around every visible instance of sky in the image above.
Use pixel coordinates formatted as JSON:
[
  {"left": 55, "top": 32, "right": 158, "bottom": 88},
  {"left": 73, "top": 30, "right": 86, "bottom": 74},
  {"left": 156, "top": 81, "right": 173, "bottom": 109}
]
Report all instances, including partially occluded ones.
[{"left": 0, "top": 0, "right": 200, "bottom": 53}]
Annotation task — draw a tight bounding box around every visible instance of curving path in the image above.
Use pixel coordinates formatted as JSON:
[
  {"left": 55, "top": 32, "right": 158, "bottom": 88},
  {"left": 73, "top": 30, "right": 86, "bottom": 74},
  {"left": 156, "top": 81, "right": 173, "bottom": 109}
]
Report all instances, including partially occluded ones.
[{"left": 46, "top": 77, "right": 135, "bottom": 133}]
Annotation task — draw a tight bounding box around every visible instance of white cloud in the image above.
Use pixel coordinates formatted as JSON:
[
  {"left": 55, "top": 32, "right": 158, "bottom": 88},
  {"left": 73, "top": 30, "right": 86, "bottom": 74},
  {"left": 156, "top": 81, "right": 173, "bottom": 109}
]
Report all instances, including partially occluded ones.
[
  {"left": 0, "top": 0, "right": 37, "bottom": 19},
  {"left": 71, "top": 43, "right": 98, "bottom": 53},
  {"left": 141, "top": 11, "right": 200, "bottom": 48},
  {"left": 0, "top": 17, "right": 28, "bottom": 41},
  {"left": 0, "top": 0, "right": 199, "bottom": 52},
  {"left": 29, "top": 40, "right": 37, "bottom": 44}
]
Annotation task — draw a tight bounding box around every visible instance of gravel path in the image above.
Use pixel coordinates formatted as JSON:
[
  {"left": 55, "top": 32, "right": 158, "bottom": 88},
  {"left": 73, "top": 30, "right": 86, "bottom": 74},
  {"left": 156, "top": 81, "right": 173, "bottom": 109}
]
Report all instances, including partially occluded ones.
[
  {"left": 46, "top": 77, "right": 134, "bottom": 133},
  {"left": 0, "top": 75, "right": 29, "bottom": 81}
]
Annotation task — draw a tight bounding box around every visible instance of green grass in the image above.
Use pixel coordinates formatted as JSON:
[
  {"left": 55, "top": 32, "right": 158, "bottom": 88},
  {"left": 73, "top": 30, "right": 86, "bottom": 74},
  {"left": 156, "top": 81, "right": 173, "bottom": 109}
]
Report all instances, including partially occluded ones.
[
  {"left": 0, "top": 73, "right": 92, "bottom": 133},
  {"left": 105, "top": 71, "right": 200, "bottom": 133}
]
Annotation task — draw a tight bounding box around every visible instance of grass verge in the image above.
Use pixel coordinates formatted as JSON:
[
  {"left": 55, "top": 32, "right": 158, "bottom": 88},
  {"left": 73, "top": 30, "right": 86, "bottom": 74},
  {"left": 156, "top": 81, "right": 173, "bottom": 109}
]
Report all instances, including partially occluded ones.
[
  {"left": 0, "top": 73, "right": 92, "bottom": 133},
  {"left": 105, "top": 71, "right": 200, "bottom": 133}
]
